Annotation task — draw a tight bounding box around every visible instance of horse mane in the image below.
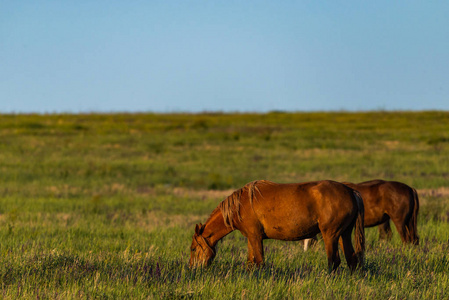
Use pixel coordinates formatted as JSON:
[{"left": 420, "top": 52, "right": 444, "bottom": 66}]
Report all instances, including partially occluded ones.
[{"left": 218, "top": 180, "right": 274, "bottom": 229}]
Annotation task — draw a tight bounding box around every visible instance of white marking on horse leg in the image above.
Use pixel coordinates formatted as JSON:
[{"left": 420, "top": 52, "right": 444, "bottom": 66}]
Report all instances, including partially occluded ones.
[{"left": 304, "top": 239, "right": 311, "bottom": 252}]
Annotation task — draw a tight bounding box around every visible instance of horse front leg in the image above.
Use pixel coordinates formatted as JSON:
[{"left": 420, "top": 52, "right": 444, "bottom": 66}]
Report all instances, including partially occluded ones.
[{"left": 247, "top": 235, "right": 264, "bottom": 267}]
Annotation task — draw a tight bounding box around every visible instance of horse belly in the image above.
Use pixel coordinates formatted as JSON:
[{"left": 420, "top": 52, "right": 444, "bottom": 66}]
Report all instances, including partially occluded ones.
[
  {"left": 254, "top": 189, "right": 320, "bottom": 241},
  {"left": 365, "top": 213, "right": 390, "bottom": 227},
  {"left": 364, "top": 199, "right": 389, "bottom": 227},
  {"left": 260, "top": 213, "right": 319, "bottom": 241}
]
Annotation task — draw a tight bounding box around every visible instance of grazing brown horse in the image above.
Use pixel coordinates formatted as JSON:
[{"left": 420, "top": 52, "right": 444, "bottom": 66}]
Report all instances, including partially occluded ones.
[
  {"left": 190, "top": 180, "right": 365, "bottom": 272},
  {"left": 303, "top": 179, "right": 419, "bottom": 250}
]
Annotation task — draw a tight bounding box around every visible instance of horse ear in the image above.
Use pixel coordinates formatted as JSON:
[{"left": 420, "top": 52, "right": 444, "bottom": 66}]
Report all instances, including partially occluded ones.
[{"left": 195, "top": 223, "right": 205, "bottom": 235}]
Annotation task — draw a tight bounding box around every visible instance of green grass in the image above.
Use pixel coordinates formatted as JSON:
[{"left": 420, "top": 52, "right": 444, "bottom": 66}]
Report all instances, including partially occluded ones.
[{"left": 0, "top": 111, "right": 448, "bottom": 299}]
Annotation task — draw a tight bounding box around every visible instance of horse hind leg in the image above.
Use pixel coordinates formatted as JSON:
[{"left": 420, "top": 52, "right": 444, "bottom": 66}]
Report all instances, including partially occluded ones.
[
  {"left": 403, "top": 216, "right": 419, "bottom": 245},
  {"left": 322, "top": 233, "right": 341, "bottom": 273},
  {"left": 303, "top": 239, "right": 311, "bottom": 252},
  {"left": 405, "top": 201, "right": 419, "bottom": 245},
  {"left": 338, "top": 229, "right": 358, "bottom": 272},
  {"left": 378, "top": 220, "right": 393, "bottom": 241},
  {"left": 391, "top": 217, "right": 409, "bottom": 244},
  {"left": 303, "top": 236, "right": 318, "bottom": 252},
  {"left": 407, "top": 218, "right": 419, "bottom": 245}
]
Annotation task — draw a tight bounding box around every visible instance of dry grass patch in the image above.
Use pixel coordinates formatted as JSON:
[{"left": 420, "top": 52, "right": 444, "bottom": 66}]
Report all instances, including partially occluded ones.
[
  {"left": 135, "top": 211, "right": 208, "bottom": 230},
  {"left": 418, "top": 187, "right": 449, "bottom": 198},
  {"left": 171, "top": 187, "right": 234, "bottom": 200}
]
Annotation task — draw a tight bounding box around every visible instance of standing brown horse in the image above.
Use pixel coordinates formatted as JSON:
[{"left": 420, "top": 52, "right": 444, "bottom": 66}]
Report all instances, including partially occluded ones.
[
  {"left": 303, "top": 179, "right": 419, "bottom": 250},
  {"left": 345, "top": 180, "right": 419, "bottom": 244},
  {"left": 190, "top": 180, "right": 365, "bottom": 272}
]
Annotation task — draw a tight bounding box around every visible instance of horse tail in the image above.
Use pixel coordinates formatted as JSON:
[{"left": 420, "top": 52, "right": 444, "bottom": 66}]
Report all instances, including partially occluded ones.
[
  {"left": 353, "top": 190, "right": 365, "bottom": 266},
  {"left": 408, "top": 187, "right": 420, "bottom": 245}
]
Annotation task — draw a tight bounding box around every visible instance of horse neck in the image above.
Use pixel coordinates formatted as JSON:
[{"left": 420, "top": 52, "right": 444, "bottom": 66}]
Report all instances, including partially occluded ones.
[{"left": 203, "top": 208, "right": 233, "bottom": 247}]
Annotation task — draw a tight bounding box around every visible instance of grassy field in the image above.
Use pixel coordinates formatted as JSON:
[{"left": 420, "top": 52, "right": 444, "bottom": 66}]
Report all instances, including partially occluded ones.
[{"left": 0, "top": 111, "right": 448, "bottom": 299}]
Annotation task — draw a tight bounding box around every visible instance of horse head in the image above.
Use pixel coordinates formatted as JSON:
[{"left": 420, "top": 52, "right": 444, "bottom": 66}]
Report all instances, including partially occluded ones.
[{"left": 189, "top": 223, "right": 216, "bottom": 268}]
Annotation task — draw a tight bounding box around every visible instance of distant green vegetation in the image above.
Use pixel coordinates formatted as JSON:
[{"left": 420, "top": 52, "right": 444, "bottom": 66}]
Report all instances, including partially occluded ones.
[{"left": 0, "top": 112, "right": 448, "bottom": 298}]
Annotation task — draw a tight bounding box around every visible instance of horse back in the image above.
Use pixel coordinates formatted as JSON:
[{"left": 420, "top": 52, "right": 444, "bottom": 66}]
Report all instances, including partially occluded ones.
[
  {"left": 347, "top": 180, "right": 415, "bottom": 226},
  {"left": 355, "top": 180, "right": 414, "bottom": 206}
]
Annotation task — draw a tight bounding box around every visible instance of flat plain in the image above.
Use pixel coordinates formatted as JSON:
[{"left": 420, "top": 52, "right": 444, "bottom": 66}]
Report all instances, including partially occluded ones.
[{"left": 0, "top": 112, "right": 448, "bottom": 299}]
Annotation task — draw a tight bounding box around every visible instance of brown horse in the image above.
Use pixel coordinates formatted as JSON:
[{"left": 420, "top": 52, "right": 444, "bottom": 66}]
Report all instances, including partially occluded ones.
[
  {"left": 303, "top": 179, "right": 419, "bottom": 250},
  {"left": 190, "top": 180, "right": 365, "bottom": 272}
]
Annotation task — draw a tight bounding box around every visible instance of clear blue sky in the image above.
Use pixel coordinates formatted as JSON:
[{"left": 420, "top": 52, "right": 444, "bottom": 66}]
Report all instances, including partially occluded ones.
[{"left": 1, "top": 1, "right": 448, "bottom": 113}]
